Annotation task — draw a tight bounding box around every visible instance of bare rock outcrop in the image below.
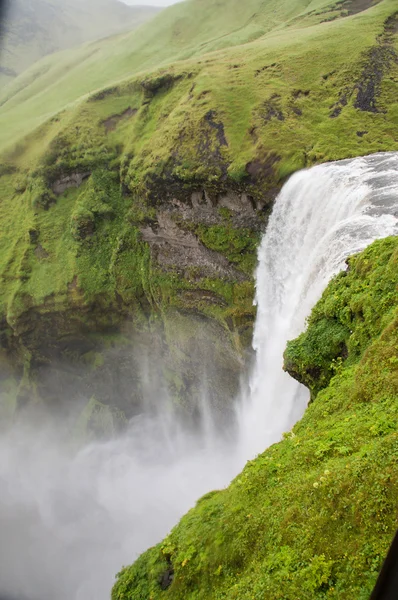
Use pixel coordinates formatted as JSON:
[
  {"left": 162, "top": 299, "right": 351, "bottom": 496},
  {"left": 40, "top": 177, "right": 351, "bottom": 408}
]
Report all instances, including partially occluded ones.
[
  {"left": 52, "top": 172, "right": 90, "bottom": 195},
  {"left": 141, "top": 212, "right": 244, "bottom": 280}
]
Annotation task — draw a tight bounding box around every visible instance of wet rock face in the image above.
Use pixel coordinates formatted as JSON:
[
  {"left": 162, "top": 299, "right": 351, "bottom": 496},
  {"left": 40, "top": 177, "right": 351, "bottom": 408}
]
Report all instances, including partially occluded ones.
[
  {"left": 182, "top": 188, "right": 265, "bottom": 226},
  {"left": 140, "top": 187, "right": 265, "bottom": 280},
  {"left": 141, "top": 211, "right": 245, "bottom": 281},
  {"left": 191, "top": 188, "right": 261, "bottom": 217},
  {"left": 139, "top": 185, "right": 266, "bottom": 283},
  {"left": 1, "top": 167, "right": 260, "bottom": 425},
  {"left": 0, "top": 297, "right": 243, "bottom": 428}
]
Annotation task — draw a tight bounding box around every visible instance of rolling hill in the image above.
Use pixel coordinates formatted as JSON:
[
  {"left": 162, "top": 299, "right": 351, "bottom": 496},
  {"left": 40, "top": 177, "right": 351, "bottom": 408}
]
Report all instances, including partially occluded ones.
[{"left": 0, "top": 0, "right": 161, "bottom": 87}]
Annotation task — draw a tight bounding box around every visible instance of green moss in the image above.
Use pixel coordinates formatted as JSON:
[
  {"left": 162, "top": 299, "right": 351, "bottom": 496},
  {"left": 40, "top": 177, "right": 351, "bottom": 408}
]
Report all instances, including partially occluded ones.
[
  {"left": 197, "top": 224, "right": 260, "bottom": 275},
  {"left": 284, "top": 237, "right": 398, "bottom": 398},
  {"left": 113, "top": 236, "right": 398, "bottom": 600},
  {"left": 0, "top": 0, "right": 397, "bottom": 354},
  {"left": 0, "top": 155, "right": 253, "bottom": 416}
]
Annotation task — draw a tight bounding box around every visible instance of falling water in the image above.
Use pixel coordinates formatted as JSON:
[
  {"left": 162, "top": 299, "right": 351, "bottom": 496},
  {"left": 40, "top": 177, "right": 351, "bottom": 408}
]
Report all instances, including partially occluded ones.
[
  {"left": 1, "top": 152, "right": 398, "bottom": 600},
  {"left": 238, "top": 151, "right": 398, "bottom": 459}
]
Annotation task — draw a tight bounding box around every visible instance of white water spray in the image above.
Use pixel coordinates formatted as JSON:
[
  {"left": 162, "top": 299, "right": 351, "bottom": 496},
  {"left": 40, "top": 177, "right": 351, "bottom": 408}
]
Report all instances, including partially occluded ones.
[
  {"left": 239, "top": 151, "right": 398, "bottom": 459},
  {"left": 1, "top": 152, "right": 398, "bottom": 600}
]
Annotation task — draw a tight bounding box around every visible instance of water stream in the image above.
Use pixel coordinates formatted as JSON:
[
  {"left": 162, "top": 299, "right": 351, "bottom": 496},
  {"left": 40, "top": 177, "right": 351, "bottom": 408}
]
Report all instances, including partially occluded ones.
[{"left": 1, "top": 152, "right": 398, "bottom": 599}]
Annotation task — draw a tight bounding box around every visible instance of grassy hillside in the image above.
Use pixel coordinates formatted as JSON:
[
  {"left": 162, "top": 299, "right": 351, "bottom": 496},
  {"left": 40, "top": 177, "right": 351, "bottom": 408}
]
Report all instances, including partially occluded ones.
[
  {"left": 0, "top": 0, "right": 160, "bottom": 87},
  {"left": 112, "top": 236, "right": 398, "bottom": 600},
  {"left": 2, "top": 0, "right": 397, "bottom": 151}
]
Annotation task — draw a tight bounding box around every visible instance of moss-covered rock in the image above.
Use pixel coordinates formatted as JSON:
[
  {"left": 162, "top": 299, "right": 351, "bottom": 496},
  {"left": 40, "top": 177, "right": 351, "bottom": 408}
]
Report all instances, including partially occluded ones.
[
  {"left": 284, "top": 237, "right": 398, "bottom": 399},
  {"left": 112, "top": 236, "right": 398, "bottom": 600}
]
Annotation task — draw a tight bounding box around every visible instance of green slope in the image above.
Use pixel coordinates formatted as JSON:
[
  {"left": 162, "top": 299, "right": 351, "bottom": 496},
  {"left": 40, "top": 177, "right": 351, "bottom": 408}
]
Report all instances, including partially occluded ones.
[
  {"left": 112, "top": 236, "right": 398, "bottom": 600},
  {"left": 1, "top": 0, "right": 393, "bottom": 152},
  {"left": 0, "top": 0, "right": 160, "bottom": 87}
]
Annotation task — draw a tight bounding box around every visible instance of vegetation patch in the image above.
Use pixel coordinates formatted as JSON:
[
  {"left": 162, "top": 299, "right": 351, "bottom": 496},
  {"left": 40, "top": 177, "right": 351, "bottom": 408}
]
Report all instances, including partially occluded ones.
[
  {"left": 102, "top": 107, "right": 138, "bottom": 133},
  {"left": 196, "top": 223, "right": 260, "bottom": 276}
]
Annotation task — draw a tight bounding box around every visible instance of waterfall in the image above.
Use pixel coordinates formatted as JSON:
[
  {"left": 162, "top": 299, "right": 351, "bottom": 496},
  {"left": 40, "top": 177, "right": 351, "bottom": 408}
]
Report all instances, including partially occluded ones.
[
  {"left": 238, "top": 151, "right": 398, "bottom": 460},
  {"left": 1, "top": 152, "right": 398, "bottom": 600}
]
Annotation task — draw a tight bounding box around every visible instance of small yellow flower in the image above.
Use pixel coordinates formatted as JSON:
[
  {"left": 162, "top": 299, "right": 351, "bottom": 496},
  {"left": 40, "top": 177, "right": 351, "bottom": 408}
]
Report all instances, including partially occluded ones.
[
  {"left": 313, "top": 482, "right": 319, "bottom": 488},
  {"left": 324, "top": 469, "right": 330, "bottom": 475}
]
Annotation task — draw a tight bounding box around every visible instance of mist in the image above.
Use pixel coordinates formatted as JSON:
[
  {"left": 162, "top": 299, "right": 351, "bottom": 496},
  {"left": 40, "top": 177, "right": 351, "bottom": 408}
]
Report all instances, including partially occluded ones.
[
  {"left": 0, "top": 383, "right": 238, "bottom": 600},
  {"left": 0, "top": 0, "right": 163, "bottom": 80}
]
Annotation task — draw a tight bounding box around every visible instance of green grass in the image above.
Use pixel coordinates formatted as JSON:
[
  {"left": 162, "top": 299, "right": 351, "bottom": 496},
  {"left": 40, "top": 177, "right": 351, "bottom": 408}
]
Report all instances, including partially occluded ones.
[
  {"left": 1, "top": 0, "right": 397, "bottom": 156},
  {"left": 1, "top": 1, "right": 398, "bottom": 592},
  {"left": 2, "top": 0, "right": 397, "bottom": 192},
  {"left": 112, "top": 236, "right": 398, "bottom": 600}
]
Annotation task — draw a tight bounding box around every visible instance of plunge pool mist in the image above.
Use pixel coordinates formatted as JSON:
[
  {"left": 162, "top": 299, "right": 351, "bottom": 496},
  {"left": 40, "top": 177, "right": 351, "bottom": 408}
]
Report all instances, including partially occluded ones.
[{"left": 1, "top": 152, "right": 398, "bottom": 600}]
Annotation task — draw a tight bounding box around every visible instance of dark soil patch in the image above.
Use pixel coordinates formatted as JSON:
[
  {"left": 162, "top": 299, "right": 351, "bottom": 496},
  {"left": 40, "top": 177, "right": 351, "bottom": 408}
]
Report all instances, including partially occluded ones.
[
  {"left": 322, "top": 71, "right": 336, "bottom": 81},
  {"left": 248, "top": 126, "right": 258, "bottom": 142},
  {"left": 354, "top": 46, "right": 397, "bottom": 112},
  {"left": 292, "top": 106, "right": 303, "bottom": 116},
  {"left": 330, "top": 36, "right": 398, "bottom": 117},
  {"left": 140, "top": 73, "right": 182, "bottom": 100},
  {"left": 198, "top": 90, "right": 210, "bottom": 99},
  {"left": 102, "top": 107, "right": 137, "bottom": 133},
  {"left": 188, "top": 83, "right": 196, "bottom": 100},
  {"left": 246, "top": 153, "right": 280, "bottom": 183},
  {"left": 255, "top": 63, "right": 279, "bottom": 77},
  {"left": 259, "top": 94, "right": 284, "bottom": 122},
  {"left": 319, "top": 0, "right": 381, "bottom": 23},
  {"left": 292, "top": 89, "right": 310, "bottom": 98},
  {"left": 34, "top": 245, "right": 49, "bottom": 260},
  {"left": 159, "top": 568, "right": 174, "bottom": 591},
  {"left": 384, "top": 12, "right": 398, "bottom": 38},
  {"left": 336, "top": 0, "right": 382, "bottom": 16},
  {"left": 89, "top": 86, "right": 118, "bottom": 102},
  {"left": 204, "top": 110, "right": 228, "bottom": 146}
]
